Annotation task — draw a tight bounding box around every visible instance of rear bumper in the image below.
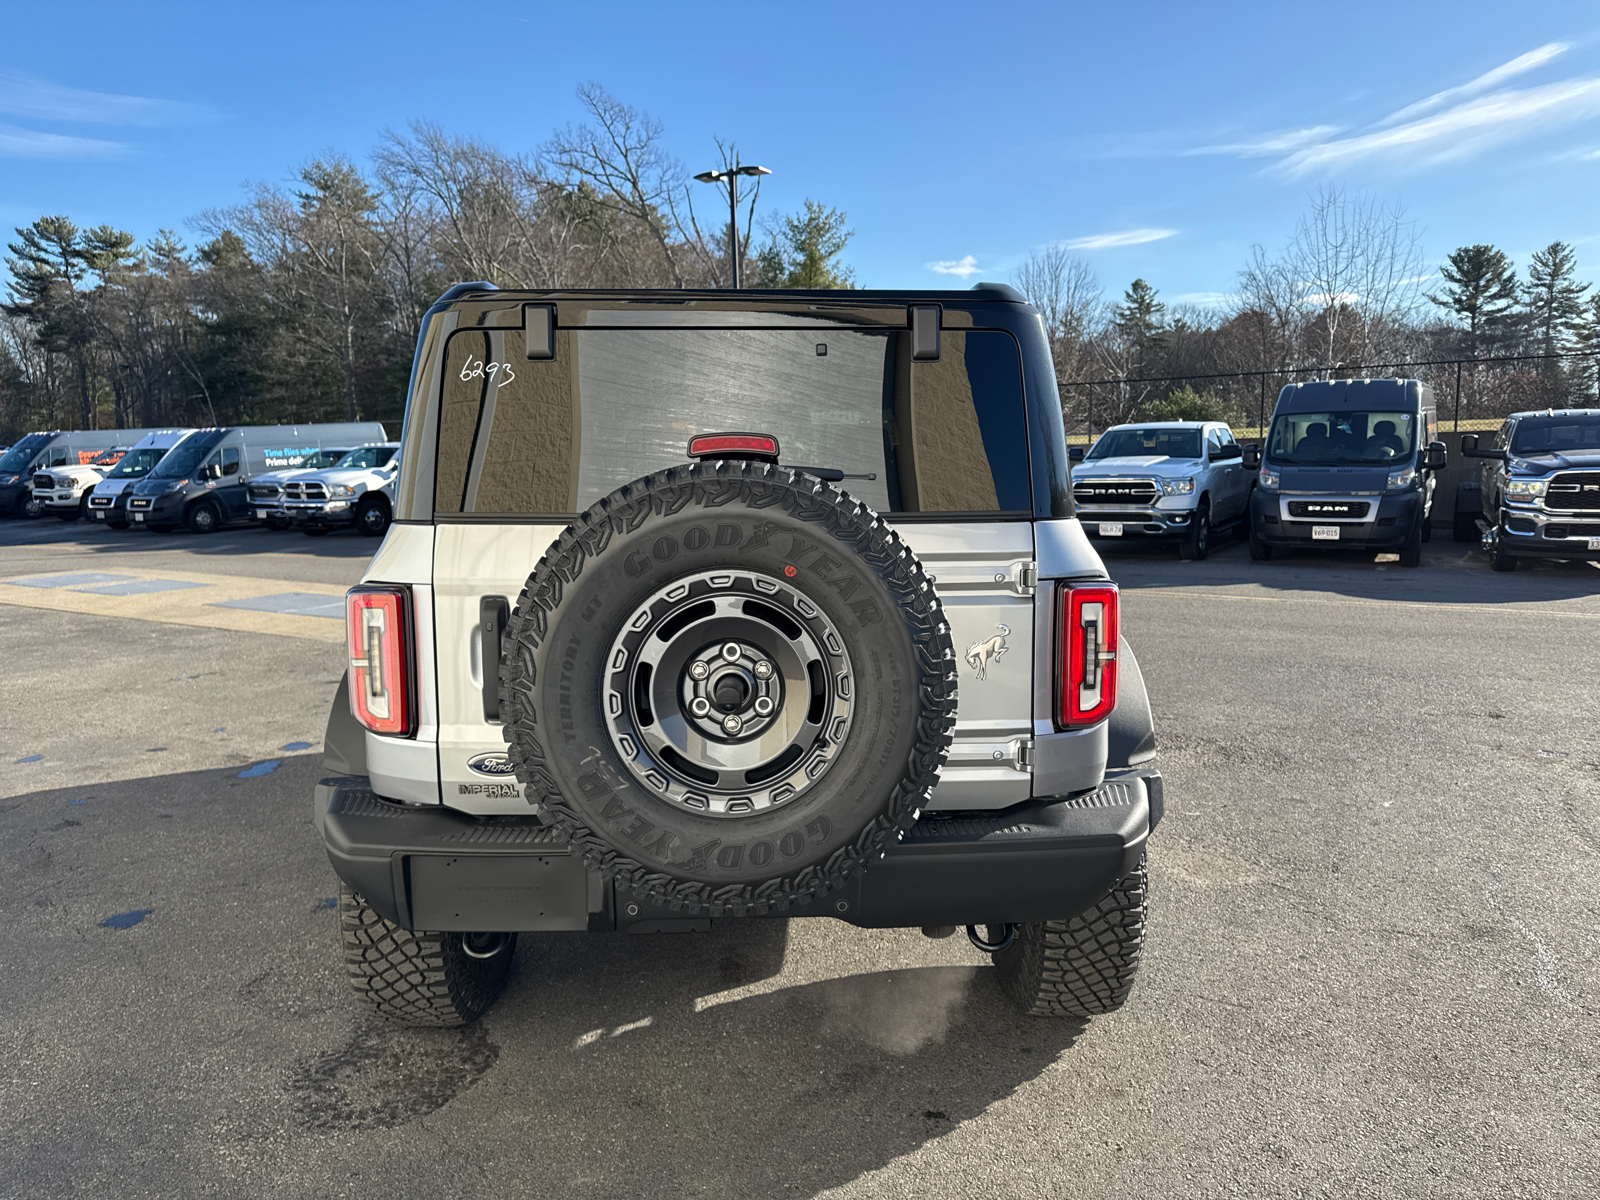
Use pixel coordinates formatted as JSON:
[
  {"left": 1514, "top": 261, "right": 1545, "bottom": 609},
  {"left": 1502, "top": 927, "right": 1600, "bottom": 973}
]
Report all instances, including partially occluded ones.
[{"left": 314, "top": 768, "right": 1162, "bottom": 932}]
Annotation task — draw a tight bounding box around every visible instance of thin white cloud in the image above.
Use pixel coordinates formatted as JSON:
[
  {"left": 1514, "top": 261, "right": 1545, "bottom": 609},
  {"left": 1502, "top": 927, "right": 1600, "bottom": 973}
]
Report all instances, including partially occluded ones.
[
  {"left": 0, "top": 122, "right": 130, "bottom": 159},
  {"left": 1378, "top": 42, "right": 1569, "bottom": 127},
  {"left": 1304, "top": 291, "right": 1361, "bottom": 306},
  {"left": 1171, "top": 291, "right": 1230, "bottom": 305},
  {"left": 1277, "top": 77, "right": 1600, "bottom": 176},
  {"left": 1187, "top": 126, "right": 1343, "bottom": 157},
  {"left": 1061, "top": 228, "right": 1177, "bottom": 251},
  {"left": 0, "top": 70, "right": 214, "bottom": 126},
  {"left": 928, "top": 255, "right": 980, "bottom": 277}
]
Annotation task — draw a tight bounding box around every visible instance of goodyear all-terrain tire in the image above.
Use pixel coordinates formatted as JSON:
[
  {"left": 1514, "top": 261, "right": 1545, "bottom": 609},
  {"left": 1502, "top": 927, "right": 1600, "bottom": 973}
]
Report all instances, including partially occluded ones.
[
  {"left": 993, "top": 857, "right": 1148, "bottom": 1017},
  {"left": 338, "top": 884, "right": 515, "bottom": 1027},
  {"left": 499, "top": 460, "right": 958, "bottom": 917}
]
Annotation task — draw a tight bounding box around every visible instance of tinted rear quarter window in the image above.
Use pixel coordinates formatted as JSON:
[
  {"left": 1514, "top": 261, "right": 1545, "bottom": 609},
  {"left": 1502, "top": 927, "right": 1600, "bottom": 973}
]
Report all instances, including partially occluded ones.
[{"left": 435, "top": 324, "right": 1029, "bottom": 516}]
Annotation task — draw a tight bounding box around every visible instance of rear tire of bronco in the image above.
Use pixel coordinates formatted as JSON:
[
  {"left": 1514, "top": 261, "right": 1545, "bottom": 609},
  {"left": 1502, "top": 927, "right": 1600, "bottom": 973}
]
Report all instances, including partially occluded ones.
[
  {"left": 993, "top": 857, "right": 1148, "bottom": 1017},
  {"left": 1178, "top": 503, "right": 1210, "bottom": 561},
  {"left": 499, "top": 460, "right": 957, "bottom": 917},
  {"left": 338, "top": 885, "right": 515, "bottom": 1027}
]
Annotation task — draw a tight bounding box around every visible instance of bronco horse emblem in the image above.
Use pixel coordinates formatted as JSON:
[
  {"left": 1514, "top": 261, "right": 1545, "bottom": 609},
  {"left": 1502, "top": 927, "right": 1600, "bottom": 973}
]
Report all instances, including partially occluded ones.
[{"left": 965, "top": 624, "right": 1010, "bottom": 681}]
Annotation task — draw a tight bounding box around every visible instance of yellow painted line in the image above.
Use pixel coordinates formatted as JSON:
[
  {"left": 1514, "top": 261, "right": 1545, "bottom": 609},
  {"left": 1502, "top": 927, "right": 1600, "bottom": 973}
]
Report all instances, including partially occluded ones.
[
  {"left": 1127, "top": 587, "right": 1600, "bottom": 620},
  {"left": 0, "top": 569, "right": 347, "bottom": 642}
]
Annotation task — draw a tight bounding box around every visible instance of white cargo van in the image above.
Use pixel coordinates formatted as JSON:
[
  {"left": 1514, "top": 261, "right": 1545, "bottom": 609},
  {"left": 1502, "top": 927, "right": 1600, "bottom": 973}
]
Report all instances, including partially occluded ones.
[{"left": 85, "top": 429, "right": 195, "bottom": 527}]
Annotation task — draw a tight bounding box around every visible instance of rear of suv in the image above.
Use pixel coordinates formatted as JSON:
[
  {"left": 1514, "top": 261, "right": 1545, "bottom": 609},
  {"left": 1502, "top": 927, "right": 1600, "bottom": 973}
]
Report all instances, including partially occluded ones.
[{"left": 314, "top": 283, "right": 1163, "bottom": 1026}]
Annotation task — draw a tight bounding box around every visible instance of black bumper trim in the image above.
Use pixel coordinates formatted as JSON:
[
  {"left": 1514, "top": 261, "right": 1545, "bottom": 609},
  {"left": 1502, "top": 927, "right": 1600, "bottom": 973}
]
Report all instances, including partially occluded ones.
[{"left": 314, "top": 768, "right": 1161, "bottom": 931}]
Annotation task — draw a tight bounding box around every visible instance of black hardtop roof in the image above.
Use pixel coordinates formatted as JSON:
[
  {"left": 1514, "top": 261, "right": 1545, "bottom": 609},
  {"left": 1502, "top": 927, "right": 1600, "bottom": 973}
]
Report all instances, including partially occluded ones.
[
  {"left": 427, "top": 280, "right": 1029, "bottom": 310},
  {"left": 1276, "top": 378, "right": 1429, "bottom": 411}
]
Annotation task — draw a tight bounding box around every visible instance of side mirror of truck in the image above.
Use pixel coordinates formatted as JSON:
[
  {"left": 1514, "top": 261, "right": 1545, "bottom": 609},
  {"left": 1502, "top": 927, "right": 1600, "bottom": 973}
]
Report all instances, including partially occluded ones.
[
  {"left": 1423, "top": 440, "right": 1447, "bottom": 471},
  {"left": 1459, "top": 433, "right": 1508, "bottom": 461},
  {"left": 1241, "top": 444, "right": 1261, "bottom": 469},
  {"left": 1068, "top": 446, "right": 1085, "bottom": 462}
]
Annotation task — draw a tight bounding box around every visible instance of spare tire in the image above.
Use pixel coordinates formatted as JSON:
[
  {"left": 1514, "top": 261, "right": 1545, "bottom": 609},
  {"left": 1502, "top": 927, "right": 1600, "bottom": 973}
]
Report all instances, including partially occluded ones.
[{"left": 499, "top": 460, "right": 957, "bottom": 916}]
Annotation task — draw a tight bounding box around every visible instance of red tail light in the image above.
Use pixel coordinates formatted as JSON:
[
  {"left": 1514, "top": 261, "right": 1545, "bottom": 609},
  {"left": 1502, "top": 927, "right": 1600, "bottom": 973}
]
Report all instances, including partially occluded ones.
[
  {"left": 1058, "top": 584, "right": 1119, "bottom": 728},
  {"left": 347, "top": 586, "right": 414, "bottom": 736}
]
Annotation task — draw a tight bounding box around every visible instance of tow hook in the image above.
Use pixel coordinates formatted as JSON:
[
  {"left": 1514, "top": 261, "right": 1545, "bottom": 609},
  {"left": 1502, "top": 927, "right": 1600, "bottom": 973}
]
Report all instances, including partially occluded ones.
[
  {"left": 966, "top": 924, "right": 1015, "bottom": 953},
  {"left": 460, "top": 932, "right": 512, "bottom": 960},
  {"left": 1481, "top": 526, "right": 1498, "bottom": 551}
]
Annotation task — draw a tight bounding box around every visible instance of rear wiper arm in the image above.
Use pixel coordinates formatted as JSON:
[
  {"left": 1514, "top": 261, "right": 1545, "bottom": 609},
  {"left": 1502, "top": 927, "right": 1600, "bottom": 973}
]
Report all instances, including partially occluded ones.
[{"left": 791, "top": 466, "right": 877, "bottom": 482}]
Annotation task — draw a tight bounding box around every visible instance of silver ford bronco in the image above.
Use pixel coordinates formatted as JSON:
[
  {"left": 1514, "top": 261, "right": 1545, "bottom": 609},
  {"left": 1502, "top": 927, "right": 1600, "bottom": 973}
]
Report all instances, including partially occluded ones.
[{"left": 315, "top": 283, "right": 1163, "bottom": 1025}]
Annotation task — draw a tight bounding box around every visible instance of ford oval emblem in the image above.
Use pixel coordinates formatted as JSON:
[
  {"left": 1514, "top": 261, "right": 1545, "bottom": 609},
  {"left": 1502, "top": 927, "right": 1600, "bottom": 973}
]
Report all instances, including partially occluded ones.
[{"left": 467, "top": 752, "right": 517, "bottom": 777}]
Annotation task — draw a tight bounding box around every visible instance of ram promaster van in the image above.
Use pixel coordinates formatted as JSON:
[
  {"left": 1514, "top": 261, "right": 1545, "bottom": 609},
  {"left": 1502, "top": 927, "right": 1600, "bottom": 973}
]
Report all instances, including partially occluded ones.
[
  {"left": 1244, "top": 379, "right": 1446, "bottom": 567},
  {"left": 314, "top": 282, "right": 1164, "bottom": 1028},
  {"left": 0, "top": 429, "right": 168, "bottom": 518},
  {"left": 124, "top": 423, "right": 386, "bottom": 533},
  {"left": 85, "top": 429, "right": 195, "bottom": 527}
]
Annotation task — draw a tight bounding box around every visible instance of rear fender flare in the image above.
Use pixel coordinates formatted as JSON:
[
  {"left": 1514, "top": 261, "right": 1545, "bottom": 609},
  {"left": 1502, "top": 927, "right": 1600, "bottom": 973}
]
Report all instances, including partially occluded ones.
[{"left": 1106, "top": 637, "right": 1155, "bottom": 768}]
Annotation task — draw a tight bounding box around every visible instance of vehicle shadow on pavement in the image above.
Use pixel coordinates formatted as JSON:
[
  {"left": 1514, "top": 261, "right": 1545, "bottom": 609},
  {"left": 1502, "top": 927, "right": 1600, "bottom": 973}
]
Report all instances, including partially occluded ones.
[
  {"left": 1096, "top": 537, "right": 1600, "bottom": 606},
  {"left": 2, "top": 756, "right": 1086, "bottom": 1200},
  {"left": 0, "top": 516, "right": 377, "bottom": 560}
]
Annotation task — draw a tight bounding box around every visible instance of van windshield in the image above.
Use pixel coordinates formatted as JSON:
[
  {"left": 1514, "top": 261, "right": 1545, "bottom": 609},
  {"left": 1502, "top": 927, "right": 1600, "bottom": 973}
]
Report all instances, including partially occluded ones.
[
  {"left": 1087, "top": 428, "right": 1203, "bottom": 460},
  {"left": 149, "top": 443, "right": 210, "bottom": 479},
  {"left": 106, "top": 448, "right": 168, "bottom": 478},
  {"left": 0, "top": 434, "right": 51, "bottom": 474},
  {"left": 1267, "top": 410, "right": 1416, "bottom": 464},
  {"left": 1510, "top": 415, "right": 1600, "bottom": 455}
]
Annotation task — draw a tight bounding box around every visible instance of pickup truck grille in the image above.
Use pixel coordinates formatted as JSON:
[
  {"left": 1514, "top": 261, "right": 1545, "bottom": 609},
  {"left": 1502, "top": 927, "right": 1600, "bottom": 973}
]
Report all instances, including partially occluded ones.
[
  {"left": 1073, "top": 479, "right": 1160, "bottom": 506},
  {"left": 283, "top": 481, "right": 328, "bottom": 501},
  {"left": 248, "top": 484, "right": 282, "bottom": 502},
  {"left": 1288, "top": 500, "right": 1370, "bottom": 519},
  {"left": 1546, "top": 472, "right": 1600, "bottom": 510},
  {"left": 33, "top": 473, "right": 57, "bottom": 490}
]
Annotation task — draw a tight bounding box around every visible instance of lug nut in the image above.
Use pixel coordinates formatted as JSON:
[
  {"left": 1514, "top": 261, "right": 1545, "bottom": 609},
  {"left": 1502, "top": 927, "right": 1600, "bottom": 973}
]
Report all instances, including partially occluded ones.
[
  {"left": 722, "top": 714, "right": 742, "bottom": 734},
  {"left": 753, "top": 660, "right": 773, "bottom": 680},
  {"left": 690, "top": 697, "right": 711, "bottom": 717},
  {"left": 753, "top": 696, "right": 774, "bottom": 716},
  {"left": 689, "top": 661, "right": 709, "bottom": 680},
  {"left": 721, "top": 642, "right": 742, "bottom": 663}
]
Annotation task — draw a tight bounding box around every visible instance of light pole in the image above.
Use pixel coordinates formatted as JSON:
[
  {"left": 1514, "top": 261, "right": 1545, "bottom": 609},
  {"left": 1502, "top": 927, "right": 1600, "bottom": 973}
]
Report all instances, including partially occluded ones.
[{"left": 693, "top": 160, "right": 771, "bottom": 288}]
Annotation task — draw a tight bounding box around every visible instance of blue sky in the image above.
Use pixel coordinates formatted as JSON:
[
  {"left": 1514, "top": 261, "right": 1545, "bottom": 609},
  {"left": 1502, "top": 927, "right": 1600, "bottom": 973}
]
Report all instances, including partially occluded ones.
[{"left": 2, "top": 0, "right": 1598, "bottom": 307}]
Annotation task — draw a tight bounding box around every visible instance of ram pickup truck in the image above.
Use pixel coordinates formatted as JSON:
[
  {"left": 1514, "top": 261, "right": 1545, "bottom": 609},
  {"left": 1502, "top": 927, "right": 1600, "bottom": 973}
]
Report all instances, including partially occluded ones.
[
  {"left": 314, "top": 282, "right": 1164, "bottom": 1029},
  {"left": 247, "top": 447, "right": 364, "bottom": 530},
  {"left": 1457, "top": 409, "right": 1600, "bottom": 570},
  {"left": 32, "top": 447, "right": 131, "bottom": 521},
  {"left": 284, "top": 443, "right": 400, "bottom": 537},
  {"left": 1068, "top": 421, "right": 1250, "bottom": 560}
]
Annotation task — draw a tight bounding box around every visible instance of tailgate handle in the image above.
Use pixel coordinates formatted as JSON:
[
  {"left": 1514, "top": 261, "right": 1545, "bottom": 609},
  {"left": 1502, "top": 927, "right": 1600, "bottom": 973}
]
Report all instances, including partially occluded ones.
[{"left": 480, "top": 596, "right": 509, "bottom": 722}]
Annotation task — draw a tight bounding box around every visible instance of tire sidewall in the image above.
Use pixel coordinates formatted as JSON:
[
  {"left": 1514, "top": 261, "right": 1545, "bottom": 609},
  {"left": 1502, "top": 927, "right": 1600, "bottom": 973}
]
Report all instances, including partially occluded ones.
[{"left": 188, "top": 502, "right": 219, "bottom": 534}]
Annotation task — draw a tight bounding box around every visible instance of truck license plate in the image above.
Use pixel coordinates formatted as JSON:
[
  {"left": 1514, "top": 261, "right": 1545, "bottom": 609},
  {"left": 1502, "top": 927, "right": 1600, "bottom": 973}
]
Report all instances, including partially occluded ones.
[
  {"left": 256, "top": 508, "right": 267, "bottom": 519},
  {"left": 1312, "top": 525, "right": 1340, "bottom": 540},
  {"left": 1588, "top": 537, "right": 1600, "bottom": 551},
  {"left": 1099, "top": 522, "right": 1123, "bottom": 537},
  {"left": 133, "top": 513, "right": 143, "bottom": 522}
]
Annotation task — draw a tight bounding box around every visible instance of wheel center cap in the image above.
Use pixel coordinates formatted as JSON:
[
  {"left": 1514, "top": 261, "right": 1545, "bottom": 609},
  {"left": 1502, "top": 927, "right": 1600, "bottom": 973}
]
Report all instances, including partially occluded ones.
[{"left": 713, "top": 675, "right": 750, "bottom": 712}]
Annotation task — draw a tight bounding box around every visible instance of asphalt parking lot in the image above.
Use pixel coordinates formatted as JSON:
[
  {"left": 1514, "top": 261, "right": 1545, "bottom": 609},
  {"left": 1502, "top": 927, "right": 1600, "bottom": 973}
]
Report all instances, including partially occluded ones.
[{"left": 3, "top": 516, "right": 1598, "bottom": 1200}]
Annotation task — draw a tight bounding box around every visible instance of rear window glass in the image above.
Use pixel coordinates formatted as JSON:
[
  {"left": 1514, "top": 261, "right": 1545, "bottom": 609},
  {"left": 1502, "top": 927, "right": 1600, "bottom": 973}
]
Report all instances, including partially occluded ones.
[{"left": 434, "top": 327, "right": 1029, "bottom": 516}]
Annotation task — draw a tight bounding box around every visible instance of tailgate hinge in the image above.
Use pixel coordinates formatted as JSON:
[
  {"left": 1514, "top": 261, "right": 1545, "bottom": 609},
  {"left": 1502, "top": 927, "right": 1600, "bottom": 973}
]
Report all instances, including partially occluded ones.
[
  {"left": 1012, "top": 737, "right": 1034, "bottom": 770},
  {"left": 1010, "top": 561, "right": 1038, "bottom": 597}
]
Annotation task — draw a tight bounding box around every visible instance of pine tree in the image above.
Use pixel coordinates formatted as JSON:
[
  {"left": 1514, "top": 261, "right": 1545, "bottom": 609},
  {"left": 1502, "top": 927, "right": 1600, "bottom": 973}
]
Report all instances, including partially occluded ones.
[
  {"left": 3, "top": 217, "right": 96, "bottom": 426},
  {"left": 1113, "top": 278, "right": 1166, "bottom": 370},
  {"left": 1426, "top": 244, "right": 1518, "bottom": 357},
  {"left": 1522, "top": 241, "right": 1590, "bottom": 361},
  {"left": 751, "top": 201, "right": 855, "bottom": 289}
]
